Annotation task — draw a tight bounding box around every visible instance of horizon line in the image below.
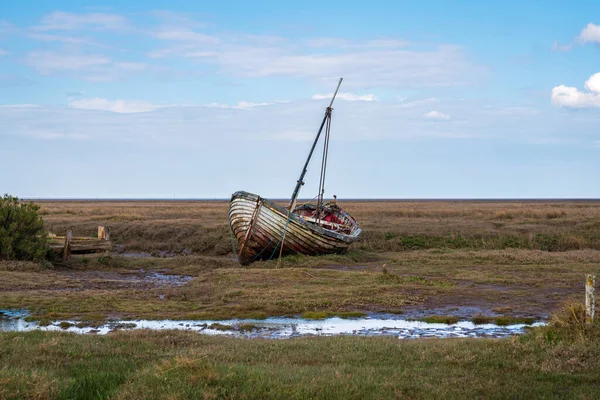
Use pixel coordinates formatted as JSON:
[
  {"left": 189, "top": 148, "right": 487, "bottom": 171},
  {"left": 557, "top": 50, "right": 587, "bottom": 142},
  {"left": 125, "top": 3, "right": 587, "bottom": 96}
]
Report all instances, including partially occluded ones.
[{"left": 21, "top": 197, "right": 600, "bottom": 202}]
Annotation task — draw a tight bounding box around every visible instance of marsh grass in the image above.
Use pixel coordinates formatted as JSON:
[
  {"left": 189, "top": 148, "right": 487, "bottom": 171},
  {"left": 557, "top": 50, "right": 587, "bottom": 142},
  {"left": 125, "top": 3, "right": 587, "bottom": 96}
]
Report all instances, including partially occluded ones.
[
  {"left": 2, "top": 317, "right": 600, "bottom": 399},
  {"left": 530, "top": 301, "right": 600, "bottom": 343},
  {"left": 2, "top": 200, "right": 599, "bottom": 398},
  {"left": 471, "top": 316, "right": 537, "bottom": 326},
  {"left": 208, "top": 323, "right": 234, "bottom": 331},
  {"left": 1, "top": 249, "right": 598, "bottom": 322},
  {"left": 301, "top": 311, "right": 367, "bottom": 320},
  {"left": 420, "top": 315, "right": 461, "bottom": 324},
  {"left": 35, "top": 200, "right": 600, "bottom": 256}
]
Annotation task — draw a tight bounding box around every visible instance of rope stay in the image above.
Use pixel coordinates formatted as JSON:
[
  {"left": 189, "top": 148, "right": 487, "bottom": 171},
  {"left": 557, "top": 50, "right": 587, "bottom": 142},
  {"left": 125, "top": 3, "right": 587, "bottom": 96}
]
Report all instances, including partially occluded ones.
[
  {"left": 264, "top": 78, "right": 342, "bottom": 267},
  {"left": 316, "top": 107, "right": 332, "bottom": 224},
  {"left": 288, "top": 78, "right": 343, "bottom": 210}
]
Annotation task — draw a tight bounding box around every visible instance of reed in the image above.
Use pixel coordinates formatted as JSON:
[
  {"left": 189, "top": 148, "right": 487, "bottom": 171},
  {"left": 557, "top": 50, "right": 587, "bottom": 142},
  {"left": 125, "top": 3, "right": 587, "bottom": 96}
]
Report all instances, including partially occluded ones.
[{"left": 35, "top": 200, "right": 600, "bottom": 255}]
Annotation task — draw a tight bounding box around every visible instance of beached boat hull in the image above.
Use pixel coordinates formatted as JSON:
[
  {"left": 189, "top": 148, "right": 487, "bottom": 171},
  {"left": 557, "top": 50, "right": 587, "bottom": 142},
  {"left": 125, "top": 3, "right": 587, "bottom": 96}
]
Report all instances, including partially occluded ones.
[{"left": 229, "top": 191, "right": 361, "bottom": 265}]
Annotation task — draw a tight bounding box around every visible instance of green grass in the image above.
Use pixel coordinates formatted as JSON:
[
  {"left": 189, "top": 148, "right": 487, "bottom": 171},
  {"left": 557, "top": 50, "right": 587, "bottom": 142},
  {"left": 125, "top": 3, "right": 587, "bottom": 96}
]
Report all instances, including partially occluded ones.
[
  {"left": 420, "top": 315, "right": 461, "bottom": 324},
  {"left": 208, "top": 323, "right": 234, "bottom": 331},
  {"left": 358, "top": 232, "right": 600, "bottom": 252},
  {"left": 301, "top": 311, "right": 368, "bottom": 320},
  {"left": 472, "top": 316, "right": 537, "bottom": 326},
  {"left": 1, "top": 322, "right": 600, "bottom": 399},
  {"left": 58, "top": 321, "right": 74, "bottom": 330},
  {"left": 0, "top": 264, "right": 426, "bottom": 322}
]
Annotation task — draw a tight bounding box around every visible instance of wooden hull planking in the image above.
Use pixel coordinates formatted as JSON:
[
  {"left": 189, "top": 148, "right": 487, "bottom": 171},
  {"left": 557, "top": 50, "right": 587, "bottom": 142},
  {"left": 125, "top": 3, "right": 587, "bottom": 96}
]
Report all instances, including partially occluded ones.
[{"left": 229, "top": 191, "right": 360, "bottom": 265}]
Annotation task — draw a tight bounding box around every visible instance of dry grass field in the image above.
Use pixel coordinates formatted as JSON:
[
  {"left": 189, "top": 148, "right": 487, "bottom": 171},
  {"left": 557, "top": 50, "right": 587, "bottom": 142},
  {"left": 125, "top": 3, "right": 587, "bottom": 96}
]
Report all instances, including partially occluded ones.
[
  {"left": 2, "top": 200, "right": 600, "bottom": 398},
  {"left": 0, "top": 199, "right": 597, "bottom": 322},
  {"left": 37, "top": 199, "right": 600, "bottom": 254}
]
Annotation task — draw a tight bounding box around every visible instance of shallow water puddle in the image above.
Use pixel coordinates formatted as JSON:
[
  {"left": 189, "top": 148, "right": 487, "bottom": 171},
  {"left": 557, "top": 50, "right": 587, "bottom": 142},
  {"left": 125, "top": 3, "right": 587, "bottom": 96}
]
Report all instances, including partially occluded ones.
[
  {"left": 0, "top": 311, "right": 543, "bottom": 339},
  {"left": 142, "top": 270, "right": 192, "bottom": 286}
]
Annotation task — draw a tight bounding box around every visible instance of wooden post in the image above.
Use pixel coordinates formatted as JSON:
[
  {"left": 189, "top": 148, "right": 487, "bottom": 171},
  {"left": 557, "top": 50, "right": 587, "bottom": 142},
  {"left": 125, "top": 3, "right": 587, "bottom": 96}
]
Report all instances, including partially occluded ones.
[
  {"left": 98, "top": 226, "right": 110, "bottom": 240},
  {"left": 586, "top": 274, "right": 595, "bottom": 322},
  {"left": 63, "top": 230, "right": 72, "bottom": 261},
  {"left": 97, "top": 226, "right": 110, "bottom": 240}
]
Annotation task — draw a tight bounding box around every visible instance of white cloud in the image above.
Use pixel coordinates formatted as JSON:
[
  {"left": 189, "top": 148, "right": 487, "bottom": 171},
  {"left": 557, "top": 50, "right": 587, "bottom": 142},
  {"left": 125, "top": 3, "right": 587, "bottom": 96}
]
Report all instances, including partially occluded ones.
[
  {"left": 148, "top": 32, "right": 484, "bottom": 89},
  {"left": 217, "top": 45, "right": 480, "bottom": 88},
  {"left": 13, "top": 12, "right": 484, "bottom": 89},
  {"left": 585, "top": 72, "right": 600, "bottom": 92},
  {"left": 27, "top": 51, "right": 110, "bottom": 74},
  {"left": 552, "top": 40, "right": 572, "bottom": 52},
  {"left": 236, "top": 101, "right": 272, "bottom": 109},
  {"left": 579, "top": 23, "right": 600, "bottom": 44},
  {"left": 146, "top": 48, "right": 173, "bottom": 59},
  {"left": 26, "top": 51, "right": 147, "bottom": 81},
  {"left": 424, "top": 110, "right": 450, "bottom": 120},
  {"left": 312, "top": 92, "right": 377, "bottom": 101},
  {"left": 0, "top": 49, "right": 7, "bottom": 56},
  {"left": 395, "top": 98, "right": 437, "bottom": 108},
  {"left": 27, "top": 33, "right": 107, "bottom": 47},
  {"left": 1, "top": 96, "right": 596, "bottom": 150},
  {"left": 32, "top": 11, "right": 128, "bottom": 31},
  {"left": 0, "top": 104, "right": 40, "bottom": 108},
  {"left": 26, "top": 131, "right": 91, "bottom": 140},
  {"left": 83, "top": 62, "right": 147, "bottom": 82},
  {"left": 551, "top": 72, "right": 600, "bottom": 109},
  {"left": 204, "top": 101, "right": 274, "bottom": 109},
  {"left": 481, "top": 105, "right": 541, "bottom": 116},
  {"left": 153, "top": 28, "right": 219, "bottom": 44},
  {"left": 306, "top": 38, "right": 410, "bottom": 49},
  {"left": 68, "top": 98, "right": 166, "bottom": 113},
  {"left": 266, "top": 131, "right": 315, "bottom": 142}
]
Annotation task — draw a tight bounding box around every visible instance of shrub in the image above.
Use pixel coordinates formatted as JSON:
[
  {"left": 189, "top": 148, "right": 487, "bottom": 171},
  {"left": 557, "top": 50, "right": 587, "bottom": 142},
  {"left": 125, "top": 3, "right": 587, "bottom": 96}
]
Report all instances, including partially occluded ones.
[{"left": 0, "top": 194, "right": 48, "bottom": 261}]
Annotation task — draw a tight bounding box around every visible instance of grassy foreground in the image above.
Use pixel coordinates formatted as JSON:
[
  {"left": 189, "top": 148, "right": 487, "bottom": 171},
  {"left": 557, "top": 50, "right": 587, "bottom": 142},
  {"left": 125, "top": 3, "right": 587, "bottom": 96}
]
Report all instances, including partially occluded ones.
[{"left": 1, "top": 321, "right": 600, "bottom": 400}]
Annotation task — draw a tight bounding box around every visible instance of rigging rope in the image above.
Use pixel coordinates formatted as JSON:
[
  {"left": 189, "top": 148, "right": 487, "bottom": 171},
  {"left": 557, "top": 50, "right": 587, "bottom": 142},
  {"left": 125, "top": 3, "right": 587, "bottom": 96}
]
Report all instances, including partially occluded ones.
[
  {"left": 275, "top": 110, "right": 331, "bottom": 266},
  {"left": 228, "top": 226, "right": 239, "bottom": 262},
  {"left": 316, "top": 108, "right": 332, "bottom": 223},
  {"left": 271, "top": 211, "right": 294, "bottom": 263}
]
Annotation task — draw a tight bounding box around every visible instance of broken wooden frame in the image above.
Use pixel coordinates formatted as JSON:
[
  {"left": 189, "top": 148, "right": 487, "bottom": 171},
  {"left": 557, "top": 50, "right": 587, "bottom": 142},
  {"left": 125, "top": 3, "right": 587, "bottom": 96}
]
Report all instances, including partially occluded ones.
[{"left": 49, "top": 225, "right": 112, "bottom": 260}]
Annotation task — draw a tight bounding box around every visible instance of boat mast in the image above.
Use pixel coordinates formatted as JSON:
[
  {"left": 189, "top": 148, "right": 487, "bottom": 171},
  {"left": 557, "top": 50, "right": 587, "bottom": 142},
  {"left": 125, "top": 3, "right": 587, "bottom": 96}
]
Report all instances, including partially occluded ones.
[{"left": 288, "top": 77, "right": 343, "bottom": 210}]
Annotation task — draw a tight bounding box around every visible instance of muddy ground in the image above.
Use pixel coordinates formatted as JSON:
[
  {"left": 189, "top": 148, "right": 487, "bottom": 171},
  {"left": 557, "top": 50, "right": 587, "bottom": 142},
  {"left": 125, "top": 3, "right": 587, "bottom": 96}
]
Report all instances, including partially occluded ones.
[
  {"left": 2, "top": 247, "right": 597, "bottom": 323},
  {"left": 2, "top": 200, "right": 599, "bottom": 323}
]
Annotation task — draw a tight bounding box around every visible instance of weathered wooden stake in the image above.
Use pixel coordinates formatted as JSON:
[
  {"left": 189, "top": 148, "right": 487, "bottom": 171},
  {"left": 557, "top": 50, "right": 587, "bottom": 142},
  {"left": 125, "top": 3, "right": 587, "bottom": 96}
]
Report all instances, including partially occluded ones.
[
  {"left": 586, "top": 274, "right": 595, "bottom": 322},
  {"left": 98, "top": 226, "right": 110, "bottom": 240},
  {"left": 63, "top": 230, "right": 72, "bottom": 261}
]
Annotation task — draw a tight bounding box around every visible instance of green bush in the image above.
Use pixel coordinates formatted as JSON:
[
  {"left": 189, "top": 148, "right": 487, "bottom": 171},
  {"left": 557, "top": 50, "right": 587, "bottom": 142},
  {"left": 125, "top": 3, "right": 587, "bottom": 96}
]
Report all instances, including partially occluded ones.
[{"left": 0, "top": 194, "right": 48, "bottom": 261}]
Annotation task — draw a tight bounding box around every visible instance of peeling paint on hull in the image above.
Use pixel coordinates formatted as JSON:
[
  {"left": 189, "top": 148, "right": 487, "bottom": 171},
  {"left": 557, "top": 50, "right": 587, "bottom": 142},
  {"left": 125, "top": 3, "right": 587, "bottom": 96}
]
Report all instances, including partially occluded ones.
[{"left": 229, "top": 191, "right": 361, "bottom": 265}]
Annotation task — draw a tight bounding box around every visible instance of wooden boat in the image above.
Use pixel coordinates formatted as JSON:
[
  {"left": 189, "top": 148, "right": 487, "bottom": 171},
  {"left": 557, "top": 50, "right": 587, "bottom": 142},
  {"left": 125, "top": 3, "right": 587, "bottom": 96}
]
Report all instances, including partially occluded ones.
[
  {"left": 229, "top": 191, "right": 361, "bottom": 265},
  {"left": 228, "top": 78, "right": 361, "bottom": 265}
]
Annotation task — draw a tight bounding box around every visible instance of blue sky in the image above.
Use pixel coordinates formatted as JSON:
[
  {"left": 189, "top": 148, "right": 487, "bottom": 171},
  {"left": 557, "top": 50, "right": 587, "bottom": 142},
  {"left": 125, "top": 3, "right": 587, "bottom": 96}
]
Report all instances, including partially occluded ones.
[{"left": 1, "top": 1, "right": 599, "bottom": 198}]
